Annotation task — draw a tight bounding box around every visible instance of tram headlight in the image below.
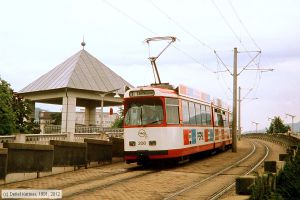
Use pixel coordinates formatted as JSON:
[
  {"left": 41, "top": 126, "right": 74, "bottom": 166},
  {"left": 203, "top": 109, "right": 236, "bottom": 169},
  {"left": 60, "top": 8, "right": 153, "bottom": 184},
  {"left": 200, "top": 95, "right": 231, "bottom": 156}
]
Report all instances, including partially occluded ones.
[
  {"left": 149, "top": 140, "right": 156, "bottom": 146},
  {"left": 129, "top": 141, "right": 136, "bottom": 146}
]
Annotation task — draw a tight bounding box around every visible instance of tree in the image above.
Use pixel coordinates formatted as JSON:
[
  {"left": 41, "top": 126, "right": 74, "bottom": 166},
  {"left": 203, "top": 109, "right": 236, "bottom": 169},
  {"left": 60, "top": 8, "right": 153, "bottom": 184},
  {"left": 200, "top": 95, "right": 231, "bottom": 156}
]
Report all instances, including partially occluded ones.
[
  {"left": 111, "top": 107, "right": 124, "bottom": 128},
  {"left": 0, "top": 79, "right": 16, "bottom": 134},
  {"left": 0, "top": 78, "right": 39, "bottom": 134},
  {"left": 266, "top": 116, "right": 290, "bottom": 134},
  {"left": 12, "top": 94, "right": 33, "bottom": 133},
  {"left": 51, "top": 113, "right": 62, "bottom": 125},
  {"left": 13, "top": 95, "right": 40, "bottom": 134}
]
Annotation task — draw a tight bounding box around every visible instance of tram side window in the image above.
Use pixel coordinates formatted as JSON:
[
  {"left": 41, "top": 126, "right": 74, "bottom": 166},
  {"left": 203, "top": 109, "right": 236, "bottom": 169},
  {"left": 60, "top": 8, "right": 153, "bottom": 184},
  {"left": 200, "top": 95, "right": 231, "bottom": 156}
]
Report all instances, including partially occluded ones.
[
  {"left": 195, "top": 104, "right": 201, "bottom": 125},
  {"left": 214, "top": 109, "right": 224, "bottom": 127},
  {"left": 206, "top": 105, "right": 212, "bottom": 125},
  {"left": 201, "top": 105, "right": 207, "bottom": 125},
  {"left": 189, "top": 102, "right": 196, "bottom": 125},
  {"left": 223, "top": 111, "right": 228, "bottom": 127},
  {"left": 182, "top": 100, "right": 190, "bottom": 124},
  {"left": 166, "top": 98, "right": 179, "bottom": 124}
]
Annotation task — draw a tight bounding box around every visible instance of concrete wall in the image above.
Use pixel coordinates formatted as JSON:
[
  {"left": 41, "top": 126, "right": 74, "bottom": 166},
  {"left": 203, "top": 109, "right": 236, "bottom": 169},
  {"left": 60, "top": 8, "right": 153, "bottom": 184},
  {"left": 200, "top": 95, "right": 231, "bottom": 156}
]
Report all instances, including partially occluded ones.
[
  {"left": 3, "top": 143, "right": 53, "bottom": 173},
  {"left": 50, "top": 140, "right": 87, "bottom": 168},
  {"left": 0, "top": 149, "right": 7, "bottom": 179},
  {"left": 110, "top": 137, "right": 124, "bottom": 157},
  {"left": 0, "top": 137, "right": 124, "bottom": 184},
  {"left": 84, "top": 139, "right": 112, "bottom": 163}
]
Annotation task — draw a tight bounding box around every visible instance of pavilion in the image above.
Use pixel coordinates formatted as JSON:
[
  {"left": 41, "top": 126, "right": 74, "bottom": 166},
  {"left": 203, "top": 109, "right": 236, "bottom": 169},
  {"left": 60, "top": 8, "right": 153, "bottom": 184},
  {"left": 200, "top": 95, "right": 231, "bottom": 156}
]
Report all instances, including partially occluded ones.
[{"left": 18, "top": 43, "right": 133, "bottom": 133}]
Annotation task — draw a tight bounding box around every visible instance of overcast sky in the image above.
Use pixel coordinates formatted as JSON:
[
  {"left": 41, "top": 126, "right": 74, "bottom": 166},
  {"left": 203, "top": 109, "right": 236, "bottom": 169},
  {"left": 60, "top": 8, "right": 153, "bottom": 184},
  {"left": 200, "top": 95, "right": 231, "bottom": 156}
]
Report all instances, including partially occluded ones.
[{"left": 0, "top": 0, "right": 299, "bottom": 131}]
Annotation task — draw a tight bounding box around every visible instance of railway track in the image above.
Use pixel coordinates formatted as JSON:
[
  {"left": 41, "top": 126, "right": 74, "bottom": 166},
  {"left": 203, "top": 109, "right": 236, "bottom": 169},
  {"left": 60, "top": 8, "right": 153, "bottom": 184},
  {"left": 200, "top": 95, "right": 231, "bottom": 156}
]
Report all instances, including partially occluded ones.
[
  {"left": 0, "top": 139, "right": 276, "bottom": 199},
  {"left": 61, "top": 139, "right": 262, "bottom": 199},
  {"left": 164, "top": 140, "right": 269, "bottom": 200},
  {"left": 209, "top": 141, "right": 269, "bottom": 200}
]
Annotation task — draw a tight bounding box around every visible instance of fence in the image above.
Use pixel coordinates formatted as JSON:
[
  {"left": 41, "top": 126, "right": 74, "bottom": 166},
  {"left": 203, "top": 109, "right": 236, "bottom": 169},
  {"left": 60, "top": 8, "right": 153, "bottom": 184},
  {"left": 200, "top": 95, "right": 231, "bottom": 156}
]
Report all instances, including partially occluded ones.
[
  {"left": 243, "top": 133, "right": 300, "bottom": 147},
  {"left": 44, "top": 125, "right": 123, "bottom": 134},
  {"left": 44, "top": 125, "right": 61, "bottom": 134},
  {"left": 0, "top": 128, "right": 124, "bottom": 145}
]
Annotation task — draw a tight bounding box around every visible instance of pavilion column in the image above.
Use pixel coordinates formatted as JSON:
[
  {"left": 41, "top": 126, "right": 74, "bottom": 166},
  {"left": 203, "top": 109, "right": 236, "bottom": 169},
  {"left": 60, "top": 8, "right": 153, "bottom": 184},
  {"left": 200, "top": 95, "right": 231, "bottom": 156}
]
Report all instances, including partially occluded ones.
[
  {"left": 61, "top": 96, "right": 76, "bottom": 133},
  {"left": 85, "top": 106, "right": 96, "bottom": 126}
]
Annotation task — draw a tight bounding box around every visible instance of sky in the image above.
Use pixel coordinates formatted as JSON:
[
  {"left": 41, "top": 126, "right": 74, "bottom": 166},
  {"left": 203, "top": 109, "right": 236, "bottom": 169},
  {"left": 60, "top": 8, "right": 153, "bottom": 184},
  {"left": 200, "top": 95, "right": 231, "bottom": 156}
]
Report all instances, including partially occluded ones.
[{"left": 0, "top": 0, "right": 299, "bottom": 132}]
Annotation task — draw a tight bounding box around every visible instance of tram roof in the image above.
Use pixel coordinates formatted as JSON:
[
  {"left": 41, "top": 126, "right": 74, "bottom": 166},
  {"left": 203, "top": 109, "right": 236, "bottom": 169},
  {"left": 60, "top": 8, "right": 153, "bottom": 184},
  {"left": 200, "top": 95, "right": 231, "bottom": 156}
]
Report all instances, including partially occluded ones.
[{"left": 125, "top": 84, "right": 230, "bottom": 110}]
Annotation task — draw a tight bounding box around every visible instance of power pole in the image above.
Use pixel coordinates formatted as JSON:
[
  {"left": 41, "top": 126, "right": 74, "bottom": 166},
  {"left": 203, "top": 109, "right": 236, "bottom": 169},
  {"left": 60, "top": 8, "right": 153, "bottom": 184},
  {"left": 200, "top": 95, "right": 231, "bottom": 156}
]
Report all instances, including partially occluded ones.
[
  {"left": 238, "top": 86, "right": 241, "bottom": 140},
  {"left": 214, "top": 48, "right": 268, "bottom": 152},
  {"left": 232, "top": 47, "right": 238, "bottom": 152},
  {"left": 286, "top": 113, "right": 296, "bottom": 133}
]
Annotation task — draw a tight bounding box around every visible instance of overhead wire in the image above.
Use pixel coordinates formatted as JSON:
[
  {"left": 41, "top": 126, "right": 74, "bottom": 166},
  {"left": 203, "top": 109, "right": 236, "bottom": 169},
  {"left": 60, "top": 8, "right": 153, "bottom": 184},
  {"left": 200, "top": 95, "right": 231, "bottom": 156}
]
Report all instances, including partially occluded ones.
[
  {"left": 211, "top": 0, "right": 260, "bottom": 68},
  {"left": 211, "top": 0, "right": 264, "bottom": 101},
  {"left": 214, "top": 50, "right": 233, "bottom": 75},
  {"left": 148, "top": 0, "right": 239, "bottom": 101},
  {"left": 215, "top": 55, "right": 233, "bottom": 99},
  {"left": 102, "top": 0, "right": 213, "bottom": 72},
  {"left": 251, "top": 54, "right": 263, "bottom": 98},
  {"left": 102, "top": 0, "right": 156, "bottom": 35},
  {"left": 102, "top": 0, "right": 263, "bottom": 102},
  {"left": 227, "top": 0, "right": 261, "bottom": 51},
  {"left": 240, "top": 54, "right": 262, "bottom": 102},
  {"left": 242, "top": 88, "right": 253, "bottom": 100},
  {"left": 147, "top": 0, "right": 234, "bottom": 97},
  {"left": 227, "top": 0, "right": 269, "bottom": 99},
  {"left": 148, "top": 0, "right": 214, "bottom": 51},
  {"left": 211, "top": 0, "right": 242, "bottom": 44},
  {"left": 148, "top": 0, "right": 261, "bottom": 101},
  {"left": 172, "top": 45, "right": 213, "bottom": 72},
  {"left": 238, "top": 51, "right": 261, "bottom": 75},
  {"left": 147, "top": 0, "right": 214, "bottom": 72},
  {"left": 227, "top": 0, "right": 263, "bottom": 98}
]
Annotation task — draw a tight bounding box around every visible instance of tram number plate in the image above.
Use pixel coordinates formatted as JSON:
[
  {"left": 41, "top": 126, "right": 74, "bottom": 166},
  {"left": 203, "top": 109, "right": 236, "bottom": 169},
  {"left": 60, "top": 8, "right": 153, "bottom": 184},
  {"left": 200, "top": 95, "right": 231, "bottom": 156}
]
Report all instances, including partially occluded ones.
[{"left": 138, "top": 141, "right": 146, "bottom": 145}]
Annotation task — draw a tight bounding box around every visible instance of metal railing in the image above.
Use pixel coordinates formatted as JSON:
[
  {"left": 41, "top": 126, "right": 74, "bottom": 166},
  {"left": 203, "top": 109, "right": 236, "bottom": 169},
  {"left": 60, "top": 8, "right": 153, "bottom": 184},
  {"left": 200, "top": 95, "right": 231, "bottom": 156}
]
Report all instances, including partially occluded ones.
[
  {"left": 44, "top": 125, "right": 61, "bottom": 134},
  {"left": 75, "top": 126, "right": 103, "bottom": 133},
  {"left": 0, "top": 128, "right": 124, "bottom": 144}
]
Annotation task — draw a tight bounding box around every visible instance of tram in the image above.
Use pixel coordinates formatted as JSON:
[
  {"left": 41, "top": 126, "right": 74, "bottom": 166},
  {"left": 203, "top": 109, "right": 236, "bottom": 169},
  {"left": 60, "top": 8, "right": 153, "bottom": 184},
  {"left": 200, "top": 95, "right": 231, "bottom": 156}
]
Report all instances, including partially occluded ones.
[
  {"left": 123, "top": 83, "right": 232, "bottom": 164},
  {"left": 123, "top": 36, "right": 232, "bottom": 164}
]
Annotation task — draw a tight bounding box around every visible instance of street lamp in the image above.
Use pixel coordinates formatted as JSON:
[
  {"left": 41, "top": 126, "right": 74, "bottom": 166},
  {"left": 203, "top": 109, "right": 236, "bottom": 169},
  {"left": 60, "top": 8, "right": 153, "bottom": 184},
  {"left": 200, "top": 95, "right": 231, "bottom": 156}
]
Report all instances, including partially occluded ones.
[
  {"left": 251, "top": 121, "right": 259, "bottom": 134},
  {"left": 285, "top": 113, "right": 296, "bottom": 134},
  {"left": 99, "top": 88, "right": 121, "bottom": 129},
  {"left": 268, "top": 117, "right": 275, "bottom": 134}
]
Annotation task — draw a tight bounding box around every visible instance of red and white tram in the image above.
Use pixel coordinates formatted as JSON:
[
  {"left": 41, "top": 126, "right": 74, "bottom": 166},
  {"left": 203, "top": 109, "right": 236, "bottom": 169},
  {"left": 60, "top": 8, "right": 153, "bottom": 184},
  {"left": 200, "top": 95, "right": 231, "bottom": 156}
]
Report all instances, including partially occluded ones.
[{"left": 123, "top": 83, "right": 232, "bottom": 164}]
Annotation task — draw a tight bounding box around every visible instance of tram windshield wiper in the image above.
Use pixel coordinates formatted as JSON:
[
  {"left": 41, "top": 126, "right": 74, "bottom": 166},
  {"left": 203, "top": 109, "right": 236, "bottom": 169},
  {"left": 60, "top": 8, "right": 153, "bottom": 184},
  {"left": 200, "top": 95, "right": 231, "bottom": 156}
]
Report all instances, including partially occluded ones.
[{"left": 144, "top": 120, "right": 163, "bottom": 125}]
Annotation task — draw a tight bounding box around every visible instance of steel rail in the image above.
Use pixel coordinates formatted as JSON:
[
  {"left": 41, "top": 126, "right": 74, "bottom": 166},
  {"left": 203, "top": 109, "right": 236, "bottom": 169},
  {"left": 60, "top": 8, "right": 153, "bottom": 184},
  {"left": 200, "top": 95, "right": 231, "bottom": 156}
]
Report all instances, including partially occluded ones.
[
  {"left": 208, "top": 141, "right": 269, "bottom": 200},
  {"left": 163, "top": 141, "right": 257, "bottom": 200}
]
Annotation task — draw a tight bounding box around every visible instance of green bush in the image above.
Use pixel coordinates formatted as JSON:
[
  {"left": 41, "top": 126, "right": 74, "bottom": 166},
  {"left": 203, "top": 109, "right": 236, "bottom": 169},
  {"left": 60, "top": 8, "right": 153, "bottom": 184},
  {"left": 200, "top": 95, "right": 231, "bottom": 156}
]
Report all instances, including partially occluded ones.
[
  {"left": 275, "top": 147, "right": 300, "bottom": 199},
  {"left": 250, "top": 145, "right": 300, "bottom": 200}
]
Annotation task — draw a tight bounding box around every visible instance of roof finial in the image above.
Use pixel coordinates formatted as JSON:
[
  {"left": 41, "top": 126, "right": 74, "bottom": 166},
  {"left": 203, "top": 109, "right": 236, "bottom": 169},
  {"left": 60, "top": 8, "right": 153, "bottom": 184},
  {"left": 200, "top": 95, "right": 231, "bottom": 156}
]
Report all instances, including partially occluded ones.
[{"left": 81, "top": 36, "right": 86, "bottom": 49}]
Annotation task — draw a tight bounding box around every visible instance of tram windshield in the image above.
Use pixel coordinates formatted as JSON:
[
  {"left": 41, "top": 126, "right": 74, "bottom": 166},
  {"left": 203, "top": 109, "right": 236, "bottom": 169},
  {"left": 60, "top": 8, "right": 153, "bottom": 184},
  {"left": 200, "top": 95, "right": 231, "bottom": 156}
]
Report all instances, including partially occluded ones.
[{"left": 124, "top": 98, "right": 164, "bottom": 126}]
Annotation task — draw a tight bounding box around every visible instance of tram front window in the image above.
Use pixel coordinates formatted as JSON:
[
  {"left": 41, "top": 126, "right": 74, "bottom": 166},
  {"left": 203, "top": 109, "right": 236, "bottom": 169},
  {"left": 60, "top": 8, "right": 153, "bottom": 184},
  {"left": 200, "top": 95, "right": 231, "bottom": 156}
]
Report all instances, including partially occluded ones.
[{"left": 124, "top": 98, "right": 163, "bottom": 126}]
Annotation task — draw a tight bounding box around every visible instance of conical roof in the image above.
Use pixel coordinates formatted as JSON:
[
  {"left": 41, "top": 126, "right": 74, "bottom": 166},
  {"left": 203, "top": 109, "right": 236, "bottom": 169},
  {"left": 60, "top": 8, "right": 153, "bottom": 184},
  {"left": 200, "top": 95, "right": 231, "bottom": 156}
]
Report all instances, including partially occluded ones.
[{"left": 19, "top": 49, "right": 133, "bottom": 94}]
